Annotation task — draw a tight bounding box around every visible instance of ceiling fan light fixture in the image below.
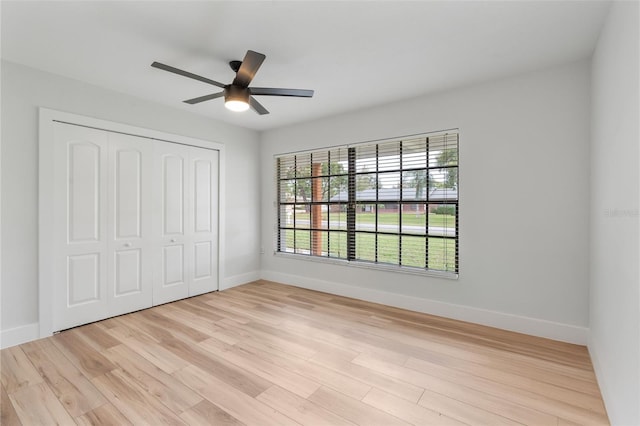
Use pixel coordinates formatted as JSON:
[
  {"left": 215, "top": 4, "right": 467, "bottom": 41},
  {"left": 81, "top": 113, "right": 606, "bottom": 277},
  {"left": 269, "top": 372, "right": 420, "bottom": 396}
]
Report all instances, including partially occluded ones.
[
  {"left": 224, "top": 86, "right": 250, "bottom": 112},
  {"left": 225, "top": 100, "right": 250, "bottom": 112}
]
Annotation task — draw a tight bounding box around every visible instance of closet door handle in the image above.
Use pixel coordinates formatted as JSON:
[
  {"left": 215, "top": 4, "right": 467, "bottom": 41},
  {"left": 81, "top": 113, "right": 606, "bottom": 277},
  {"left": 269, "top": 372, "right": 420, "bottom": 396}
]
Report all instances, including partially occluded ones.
[
  {"left": 170, "top": 238, "right": 177, "bottom": 243},
  {"left": 124, "top": 242, "right": 132, "bottom": 248}
]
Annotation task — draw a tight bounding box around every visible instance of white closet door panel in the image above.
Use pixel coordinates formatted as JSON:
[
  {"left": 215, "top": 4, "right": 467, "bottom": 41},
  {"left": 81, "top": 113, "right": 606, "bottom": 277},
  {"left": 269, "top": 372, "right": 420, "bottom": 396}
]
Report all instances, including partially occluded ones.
[
  {"left": 67, "top": 253, "right": 101, "bottom": 305},
  {"left": 194, "top": 241, "right": 212, "bottom": 279},
  {"left": 115, "top": 150, "right": 142, "bottom": 238},
  {"left": 53, "top": 123, "right": 109, "bottom": 331},
  {"left": 189, "top": 148, "right": 219, "bottom": 296},
  {"left": 163, "top": 155, "right": 185, "bottom": 235},
  {"left": 114, "top": 249, "right": 142, "bottom": 295},
  {"left": 153, "top": 143, "right": 191, "bottom": 305},
  {"left": 107, "top": 133, "right": 153, "bottom": 316},
  {"left": 194, "top": 160, "right": 212, "bottom": 232},
  {"left": 68, "top": 143, "right": 101, "bottom": 242},
  {"left": 163, "top": 245, "right": 185, "bottom": 284}
]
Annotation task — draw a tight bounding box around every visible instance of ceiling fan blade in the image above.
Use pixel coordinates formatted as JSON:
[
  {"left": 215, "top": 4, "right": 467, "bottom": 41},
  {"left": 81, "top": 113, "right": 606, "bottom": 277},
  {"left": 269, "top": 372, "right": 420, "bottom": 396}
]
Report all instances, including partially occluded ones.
[
  {"left": 183, "top": 92, "right": 225, "bottom": 105},
  {"left": 250, "top": 87, "right": 314, "bottom": 97},
  {"left": 151, "top": 61, "right": 226, "bottom": 89},
  {"left": 249, "top": 97, "right": 269, "bottom": 115},
  {"left": 233, "top": 50, "right": 266, "bottom": 87}
]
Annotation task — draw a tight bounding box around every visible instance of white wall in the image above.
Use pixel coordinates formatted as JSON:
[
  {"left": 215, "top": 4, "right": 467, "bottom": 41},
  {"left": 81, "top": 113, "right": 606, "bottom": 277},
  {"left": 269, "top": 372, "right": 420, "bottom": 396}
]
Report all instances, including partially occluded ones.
[
  {"left": 589, "top": 1, "right": 640, "bottom": 424},
  {"left": 0, "top": 60, "right": 261, "bottom": 344},
  {"left": 261, "top": 60, "right": 592, "bottom": 343}
]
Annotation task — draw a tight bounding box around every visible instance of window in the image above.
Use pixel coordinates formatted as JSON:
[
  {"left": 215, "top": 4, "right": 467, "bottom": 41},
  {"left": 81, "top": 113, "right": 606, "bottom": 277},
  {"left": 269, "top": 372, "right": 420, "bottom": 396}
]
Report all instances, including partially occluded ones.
[{"left": 276, "top": 131, "right": 458, "bottom": 275}]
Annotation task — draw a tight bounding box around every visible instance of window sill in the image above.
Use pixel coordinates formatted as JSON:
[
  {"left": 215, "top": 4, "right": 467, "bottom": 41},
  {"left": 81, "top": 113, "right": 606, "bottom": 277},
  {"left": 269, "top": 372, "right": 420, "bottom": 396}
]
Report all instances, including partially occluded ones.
[{"left": 273, "top": 251, "right": 459, "bottom": 280}]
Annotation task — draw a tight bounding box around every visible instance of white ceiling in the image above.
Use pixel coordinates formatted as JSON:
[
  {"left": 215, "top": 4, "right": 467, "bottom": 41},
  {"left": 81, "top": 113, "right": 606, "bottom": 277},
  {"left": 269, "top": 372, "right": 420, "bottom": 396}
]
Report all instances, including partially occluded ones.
[{"left": 1, "top": 1, "right": 610, "bottom": 131}]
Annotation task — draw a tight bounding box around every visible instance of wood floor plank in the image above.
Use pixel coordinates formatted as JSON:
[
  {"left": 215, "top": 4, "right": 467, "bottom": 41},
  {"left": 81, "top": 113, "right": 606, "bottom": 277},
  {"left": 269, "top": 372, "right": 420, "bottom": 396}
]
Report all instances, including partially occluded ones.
[
  {"left": 1, "top": 384, "right": 21, "bottom": 426},
  {"left": 118, "top": 334, "right": 190, "bottom": 374},
  {"left": 417, "top": 387, "right": 521, "bottom": 425},
  {"left": 21, "top": 338, "right": 106, "bottom": 417},
  {"left": 405, "top": 355, "right": 606, "bottom": 413},
  {"left": 235, "top": 339, "right": 372, "bottom": 400},
  {"left": 307, "top": 385, "right": 410, "bottom": 426},
  {"left": 381, "top": 317, "right": 600, "bottom": 385},
  {"left": 153, "top": 303, "right": 223, "bottom": 336},
  {"left": 135, "top": 309, "right": 211, "bottom": 343},
  {"left": 173, "top": 365, "right": 299, "bottom": 426},
  {"left": 198, "top": 337, "right": 321, "bottom": 399},
  {"left": 51, "top": 329, "right": 116, "bottom": 379},
  {"left": 278, "top": 315, "right": 415, "bottom": 365},
  {"left": 362, "top": 387, "right": 467, "bottom": 426},
  {"left": 224, "top": 321, "right": 319, "bottom": 359},
  {"left": 159, "top": 334, "right": 273, "bottom": 398},
  {"left": 257, "top": 385, "right": 356, "bottom": 426},
  {"left": 9, "top": 382, "right": 75, "bottom": 425},
  {"left": 395, "top": 329, "right": 601, "bottom": 395},
  {"left": 558, "top": 417, "right": 585, "bottom": 426},
  {"left": 77, "top": 323, "right": 121, "bottom": 351},
  {"left": 403, "top": 354, "right": 608, "bottom": 420},
  {"left": 404, "top": 360, "right": 559, "bottom": 425},
  {"left": 237, "top": 287, "right": 315, "bottom": 310},
  {"left": 203, "top": 296, "right": 284, "bottom": 325},
  {"left": 245, "top": 319, "right": 374, "bottom": 361},
  {"left": 97, "top": 317, "right": 151, "bottom": 342},
  {"left": 171, "top": 297, "right": 226, "bottom": 322},
  {"left": 0, "top": 346, "right": 43, "bottom": 393},
  {"left": 91, "top": 369, "right": 186, "bottom": 425},
  {"left": 74, "top": 403, "right": 132, "bottom": 426},
  {"left": 310, "top": 350, "right": 426, "bottom": 403},
  {"left": 179, "top": 399, "right": 245, "bottom": 426},
  {"left": 103, "top": 344, "right": 203, "bottom": 415},
  {"left": 354, "top": 352, "right": 609, "bottom": 425}
]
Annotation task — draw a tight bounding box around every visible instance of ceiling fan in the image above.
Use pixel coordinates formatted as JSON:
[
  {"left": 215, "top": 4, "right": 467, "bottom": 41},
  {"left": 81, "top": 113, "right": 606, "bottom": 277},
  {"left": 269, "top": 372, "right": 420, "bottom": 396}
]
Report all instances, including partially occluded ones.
[{"left": 151, "top": 50, "right": 314, "bottom": 115}]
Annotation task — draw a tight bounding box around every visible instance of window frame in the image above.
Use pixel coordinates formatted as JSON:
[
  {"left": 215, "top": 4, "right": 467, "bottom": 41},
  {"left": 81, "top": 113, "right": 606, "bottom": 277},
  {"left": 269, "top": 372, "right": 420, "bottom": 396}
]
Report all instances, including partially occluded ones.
[{"left": 275, "top": 130, "right": 459, "bottom": 279}]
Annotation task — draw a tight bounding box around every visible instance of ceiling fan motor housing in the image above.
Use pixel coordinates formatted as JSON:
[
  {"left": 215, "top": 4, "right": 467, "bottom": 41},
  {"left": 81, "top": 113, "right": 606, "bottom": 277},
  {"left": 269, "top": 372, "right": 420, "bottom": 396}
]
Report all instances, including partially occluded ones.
[{"left": 225, "top": 85, "right": 250, "bottom": 103}]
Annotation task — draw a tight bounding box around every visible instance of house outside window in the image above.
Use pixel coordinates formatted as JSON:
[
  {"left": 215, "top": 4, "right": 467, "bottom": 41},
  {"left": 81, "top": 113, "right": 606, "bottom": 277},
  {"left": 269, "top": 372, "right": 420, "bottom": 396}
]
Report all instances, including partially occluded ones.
[{"left": 276, "top": 131, "right": 458, "bottom": 276}]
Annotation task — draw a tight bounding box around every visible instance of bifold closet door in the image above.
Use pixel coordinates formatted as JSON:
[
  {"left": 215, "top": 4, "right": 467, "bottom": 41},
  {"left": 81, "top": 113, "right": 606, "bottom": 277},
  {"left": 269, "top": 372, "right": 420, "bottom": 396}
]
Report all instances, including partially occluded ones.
[
  {"left": 53, "top": 124, "right": 109, "bottom": 330},
  {"left": 52, "top": 124, "right": 153, "bottom": 331},
  {"left": 107, "top": 132, "right": 153, "bottom": 317},
  {"left": 189, "top": 148, "right": 219, "bottom": 297},
  {"left": 52, "top": 122, "right": 219, "bottom": 331},
  {"left": 152, "top": 144, "right": 219, "bottom": 305},
  {"left": 153, "top": 143, "right": 191, "bottom": 305}
]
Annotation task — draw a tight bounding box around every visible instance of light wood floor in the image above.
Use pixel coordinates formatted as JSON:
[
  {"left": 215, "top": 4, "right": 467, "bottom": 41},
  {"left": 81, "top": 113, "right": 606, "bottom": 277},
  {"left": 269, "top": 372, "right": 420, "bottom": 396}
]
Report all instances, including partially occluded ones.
[{"left": 1, "top": 280, "right": 608, "bottom": 425}]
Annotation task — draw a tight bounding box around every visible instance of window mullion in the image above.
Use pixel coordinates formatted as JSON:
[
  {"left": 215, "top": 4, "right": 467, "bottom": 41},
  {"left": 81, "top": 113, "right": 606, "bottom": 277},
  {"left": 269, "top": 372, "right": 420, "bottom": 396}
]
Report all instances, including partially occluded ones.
[
  {"left": 327, "top": 151, "right": 331, "bottom": 257},
  {"left": 399, "top": 140, "right": 403, "bottom": 266},
  {"left": 455, "top": 201, "right": 459, "bottom": 274},
  {"left": 425, "top": 136, "right": 430, "bottom": 269},
  {"left": 293, "top": 155, "right": 297, "bottom": 253},
  {"left": 375, "top": 144, "right": 379, "bottom": 263},
  {"left": 347, "top": 147, "right": 356, "bottom": 261},
  {"left": 277, "top": 158, "right": 282, "bottom": 251}
]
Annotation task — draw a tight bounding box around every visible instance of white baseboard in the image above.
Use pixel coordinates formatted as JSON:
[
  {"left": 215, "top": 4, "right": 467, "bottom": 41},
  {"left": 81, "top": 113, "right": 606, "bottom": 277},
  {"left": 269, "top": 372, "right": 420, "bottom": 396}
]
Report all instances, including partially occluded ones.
[
  {"left": 0, "top": 323, "right": 40, "bottom": 349},
  {"left": 261, "top": 270, "right": 589, "bottom": 345},
  {"left": 222, "top": 271, "right": 261, "bottom": 291}
]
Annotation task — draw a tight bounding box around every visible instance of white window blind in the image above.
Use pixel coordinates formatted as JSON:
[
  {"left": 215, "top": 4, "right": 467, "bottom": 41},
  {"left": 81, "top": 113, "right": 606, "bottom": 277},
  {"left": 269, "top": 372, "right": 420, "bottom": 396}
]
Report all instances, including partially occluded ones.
[{"left": 276, "top": 131, "right": 458, "bottom": 275}]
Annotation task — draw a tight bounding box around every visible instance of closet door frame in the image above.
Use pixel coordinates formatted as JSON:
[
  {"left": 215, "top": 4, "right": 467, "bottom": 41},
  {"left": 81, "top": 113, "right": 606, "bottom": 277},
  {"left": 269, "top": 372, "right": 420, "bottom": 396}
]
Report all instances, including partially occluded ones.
[{"left": 39, "top": 108, "right": 225, "bottom": 338}]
